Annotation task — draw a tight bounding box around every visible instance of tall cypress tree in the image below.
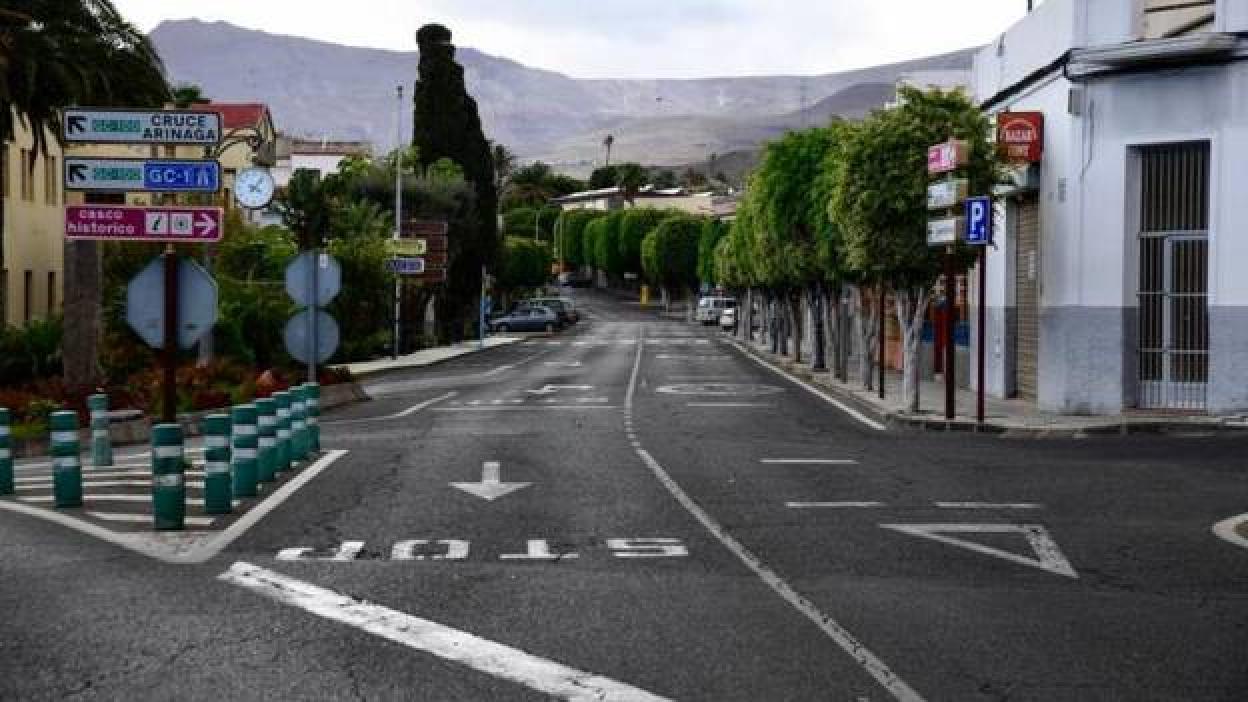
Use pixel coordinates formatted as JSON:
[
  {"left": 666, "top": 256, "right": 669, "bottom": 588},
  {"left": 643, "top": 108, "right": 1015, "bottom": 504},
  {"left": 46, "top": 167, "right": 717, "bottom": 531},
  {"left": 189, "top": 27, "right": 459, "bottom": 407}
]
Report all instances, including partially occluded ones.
[{"left": 412, "top": 24, "right": 498, "bottom": 339}]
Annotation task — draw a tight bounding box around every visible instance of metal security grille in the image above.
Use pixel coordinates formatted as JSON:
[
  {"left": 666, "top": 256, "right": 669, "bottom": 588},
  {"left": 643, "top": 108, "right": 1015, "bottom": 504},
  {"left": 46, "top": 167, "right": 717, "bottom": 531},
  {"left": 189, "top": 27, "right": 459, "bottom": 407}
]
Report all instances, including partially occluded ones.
[
  {"left": 1014, "top": 198, "right": 1040, "bottom": 402},
  {"left": 1137, "top": 142, "right": 1209, "bottom": 410}
]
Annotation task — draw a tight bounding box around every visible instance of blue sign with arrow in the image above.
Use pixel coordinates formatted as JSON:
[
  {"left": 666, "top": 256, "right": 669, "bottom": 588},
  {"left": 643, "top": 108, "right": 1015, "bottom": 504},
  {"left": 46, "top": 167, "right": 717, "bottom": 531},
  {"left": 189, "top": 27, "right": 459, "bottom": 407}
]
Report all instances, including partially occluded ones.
[
  {"left": 64, "top": 157, "right": 220, "bottom": 193},
  {"left": 965, "top": 195, "right": 993, "bottom": 245}
]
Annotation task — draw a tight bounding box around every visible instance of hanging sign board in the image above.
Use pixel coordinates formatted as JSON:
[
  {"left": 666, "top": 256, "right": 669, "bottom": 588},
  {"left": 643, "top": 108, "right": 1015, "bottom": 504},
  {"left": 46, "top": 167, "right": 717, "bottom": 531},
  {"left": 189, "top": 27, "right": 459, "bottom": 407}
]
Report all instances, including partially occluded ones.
[
  {"left": 997, "top": 112, "right": 1044, "bottom": 163},
  {"left": 927, "top": 179, "right": 969, "bottom": 210},
  {"left": 65, "top": 205, "right": 222, "bottom": 242},
  {"left": 927, "top": 139, "right": 969, "bottom": 175},
  {"left": 63, "top": 108, "right": 222, "bottom": 145},
  {"left": 64, "top": 157, "right": 221, "bottom": 193},
  {"left": 927, "top": 217, "right": 964, "bottom": 246},
  {"left": 388, "top": 239, "right": 428, "bottom": 256}
]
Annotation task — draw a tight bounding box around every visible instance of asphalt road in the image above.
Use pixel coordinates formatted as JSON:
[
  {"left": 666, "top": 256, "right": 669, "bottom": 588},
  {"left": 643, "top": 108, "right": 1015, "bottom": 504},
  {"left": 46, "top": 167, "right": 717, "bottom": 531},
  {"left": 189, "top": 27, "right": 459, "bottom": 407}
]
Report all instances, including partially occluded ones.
[{"left": 2, "top": 289, "right": 1247, "bottom": 701}]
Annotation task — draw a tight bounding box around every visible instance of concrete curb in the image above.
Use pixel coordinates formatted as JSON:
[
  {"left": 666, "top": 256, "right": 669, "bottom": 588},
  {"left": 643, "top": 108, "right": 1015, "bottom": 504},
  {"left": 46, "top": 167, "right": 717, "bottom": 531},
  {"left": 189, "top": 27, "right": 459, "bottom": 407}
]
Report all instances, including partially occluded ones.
[
  {"left": 725, "top": 338, "right": 1247, "bottom": 439},
  {"left": 9, "top": 381, "right": 369, "bottom": 460},
  {"left": 339, "top": 336, "right": 528, "bottom": 380}
]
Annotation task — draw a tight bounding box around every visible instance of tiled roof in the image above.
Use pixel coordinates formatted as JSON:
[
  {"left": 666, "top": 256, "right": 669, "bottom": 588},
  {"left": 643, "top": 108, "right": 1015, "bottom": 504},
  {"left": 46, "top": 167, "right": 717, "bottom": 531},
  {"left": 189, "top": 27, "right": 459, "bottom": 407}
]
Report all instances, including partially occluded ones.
[{"left": 207, "top": 103, "right": 268, "bottom": 130}]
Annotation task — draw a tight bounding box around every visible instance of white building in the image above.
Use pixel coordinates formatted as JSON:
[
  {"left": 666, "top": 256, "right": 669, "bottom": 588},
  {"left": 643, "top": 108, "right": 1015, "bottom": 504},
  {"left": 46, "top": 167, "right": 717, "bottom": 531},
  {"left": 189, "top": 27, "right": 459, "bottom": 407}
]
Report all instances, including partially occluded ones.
[{"left": 972, "top": 0, "right": 1245, "bottom": 414}]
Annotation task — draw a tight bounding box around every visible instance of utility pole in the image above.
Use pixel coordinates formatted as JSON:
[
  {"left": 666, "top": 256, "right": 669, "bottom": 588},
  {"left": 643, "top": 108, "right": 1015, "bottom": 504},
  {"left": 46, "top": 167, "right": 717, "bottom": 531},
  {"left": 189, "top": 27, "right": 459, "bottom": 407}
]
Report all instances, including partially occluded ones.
[{"left": 392, "top": 84, "right": 403, "bottom": 359}]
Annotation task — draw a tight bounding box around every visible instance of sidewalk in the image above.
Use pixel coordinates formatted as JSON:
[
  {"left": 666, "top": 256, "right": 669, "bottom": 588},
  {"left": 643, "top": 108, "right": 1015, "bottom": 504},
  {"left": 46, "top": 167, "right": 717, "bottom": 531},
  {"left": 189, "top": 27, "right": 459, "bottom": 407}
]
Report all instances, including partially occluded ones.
[
  {"left": 728, "top": 336, "right": 1248, "bottom": 438},
  {"left": 338, "top": 336, "right": 525, "bottom": 379}
]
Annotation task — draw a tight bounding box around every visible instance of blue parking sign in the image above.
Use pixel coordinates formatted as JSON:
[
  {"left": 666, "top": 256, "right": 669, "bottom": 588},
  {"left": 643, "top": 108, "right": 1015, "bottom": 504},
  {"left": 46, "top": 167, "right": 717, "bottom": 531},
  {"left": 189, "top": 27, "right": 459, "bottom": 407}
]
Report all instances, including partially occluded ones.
[{"left": 965, "top": 196, "right": 992, "bottom": 245}]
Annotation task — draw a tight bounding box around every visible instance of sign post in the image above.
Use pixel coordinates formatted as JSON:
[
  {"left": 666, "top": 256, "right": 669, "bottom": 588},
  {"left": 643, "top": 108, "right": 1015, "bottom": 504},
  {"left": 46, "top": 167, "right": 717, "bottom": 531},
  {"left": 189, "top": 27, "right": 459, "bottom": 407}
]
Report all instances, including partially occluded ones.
[
  {"left": 927, "top": 139, "right": 970, "bottom": 420},
  {"left": 964, "top": 195, "right": 994, "bottom": 425}
]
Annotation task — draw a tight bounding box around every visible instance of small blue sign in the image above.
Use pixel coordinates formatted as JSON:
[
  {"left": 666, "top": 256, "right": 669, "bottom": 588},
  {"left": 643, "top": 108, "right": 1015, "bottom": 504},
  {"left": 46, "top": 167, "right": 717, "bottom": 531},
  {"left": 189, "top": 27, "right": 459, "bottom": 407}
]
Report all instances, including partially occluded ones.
[
  {"left": 965, "top": 196, "right": 993, "bottom": 245},
  {"left": 389, "top": 257, "right": 426, "bottom": 275},
  {"left": 143, "top": 161, "right": 220, "bottom": 192}
]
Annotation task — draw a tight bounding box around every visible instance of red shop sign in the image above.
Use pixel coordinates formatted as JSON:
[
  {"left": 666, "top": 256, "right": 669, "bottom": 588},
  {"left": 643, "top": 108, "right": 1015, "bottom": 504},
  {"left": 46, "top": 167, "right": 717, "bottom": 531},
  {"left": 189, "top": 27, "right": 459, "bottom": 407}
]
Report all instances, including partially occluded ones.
[{"left": 998, "top": 112, "right": 1044, "bottom": 163}]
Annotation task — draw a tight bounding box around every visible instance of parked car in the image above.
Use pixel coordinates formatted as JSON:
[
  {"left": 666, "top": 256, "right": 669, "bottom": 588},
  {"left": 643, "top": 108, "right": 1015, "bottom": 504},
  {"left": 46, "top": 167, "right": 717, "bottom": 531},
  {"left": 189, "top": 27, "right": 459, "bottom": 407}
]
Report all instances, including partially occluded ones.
[
  {"left": 719, "top": 307, "right": 737, "bottom": 333},
  {"left": 531, "top": 296, "right": 578, "bottom": 324},
  {"left": 490, "top": 306, "right": 560, "bottom": 333},
  {"left": 697, "top": 296, "right": 736, "bottom": 325}
]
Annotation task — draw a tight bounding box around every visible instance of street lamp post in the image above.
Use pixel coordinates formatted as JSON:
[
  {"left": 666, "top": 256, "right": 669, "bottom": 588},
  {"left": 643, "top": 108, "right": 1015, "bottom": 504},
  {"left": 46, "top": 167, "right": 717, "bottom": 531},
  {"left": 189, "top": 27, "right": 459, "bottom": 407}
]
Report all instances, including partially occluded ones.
[{"left": 393, "top": 84, "right": 404, "bottom": 359}]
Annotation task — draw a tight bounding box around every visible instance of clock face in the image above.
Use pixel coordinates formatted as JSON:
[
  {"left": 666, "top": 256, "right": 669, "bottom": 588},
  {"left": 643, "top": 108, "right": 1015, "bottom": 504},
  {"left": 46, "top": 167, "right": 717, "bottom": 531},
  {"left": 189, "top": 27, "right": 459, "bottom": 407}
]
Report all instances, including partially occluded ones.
[{"left": 234, "top": 167, "right": 275, "bottom": 209}]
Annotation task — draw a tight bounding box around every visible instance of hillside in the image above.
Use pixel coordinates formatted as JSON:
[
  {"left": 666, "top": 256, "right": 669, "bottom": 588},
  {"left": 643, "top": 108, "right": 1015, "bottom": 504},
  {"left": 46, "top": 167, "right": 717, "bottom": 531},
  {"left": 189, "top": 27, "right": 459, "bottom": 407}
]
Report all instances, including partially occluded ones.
[{"left": 150, "top": 19, "right": 975, "bottom": 166}]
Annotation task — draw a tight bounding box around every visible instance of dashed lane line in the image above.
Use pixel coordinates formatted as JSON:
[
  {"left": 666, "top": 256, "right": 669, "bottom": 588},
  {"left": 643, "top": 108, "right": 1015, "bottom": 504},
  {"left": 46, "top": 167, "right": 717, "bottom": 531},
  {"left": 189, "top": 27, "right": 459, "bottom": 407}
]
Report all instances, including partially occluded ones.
[
  {"left": 324, "top": 392, "right": 457, "bottom": 425},
  {"left": 761, "top": 459, "right": 858, "bottom": 465},
  {"left": 624, "top": 325, "right": 924, "bottom": 702},
  {"left": 787, "top": 502, "right": 886, "bottom": 509}
]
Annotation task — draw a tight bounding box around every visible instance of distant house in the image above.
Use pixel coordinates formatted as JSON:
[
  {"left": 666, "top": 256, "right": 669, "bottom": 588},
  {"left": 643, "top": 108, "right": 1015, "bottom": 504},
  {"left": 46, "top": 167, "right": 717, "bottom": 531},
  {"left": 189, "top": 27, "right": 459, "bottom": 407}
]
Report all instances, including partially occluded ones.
[
  {"left": 272, "top": 136, "right": 373, "bottom": 187},
  {"left": 552, "top": 185, "right": 738, "bottom": 220}
]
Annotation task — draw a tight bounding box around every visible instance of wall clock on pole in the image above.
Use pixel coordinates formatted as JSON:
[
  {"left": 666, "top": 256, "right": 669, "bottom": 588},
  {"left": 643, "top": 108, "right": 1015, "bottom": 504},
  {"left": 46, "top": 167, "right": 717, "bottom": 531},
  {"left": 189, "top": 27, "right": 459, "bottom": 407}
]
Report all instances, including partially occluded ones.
[{"left": 234, "top": 167, "right": 276, "bottom": 209}]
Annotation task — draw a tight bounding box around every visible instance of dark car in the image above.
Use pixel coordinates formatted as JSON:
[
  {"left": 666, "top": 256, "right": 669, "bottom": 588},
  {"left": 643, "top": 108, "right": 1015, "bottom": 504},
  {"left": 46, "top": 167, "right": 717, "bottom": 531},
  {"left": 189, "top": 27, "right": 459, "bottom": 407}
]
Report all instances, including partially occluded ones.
[
  {"left": 490, "top": 306, "right": 560, "bottom": 333},
  {"left": 510, "top": 298, "right": 572, "bottom": 328}
]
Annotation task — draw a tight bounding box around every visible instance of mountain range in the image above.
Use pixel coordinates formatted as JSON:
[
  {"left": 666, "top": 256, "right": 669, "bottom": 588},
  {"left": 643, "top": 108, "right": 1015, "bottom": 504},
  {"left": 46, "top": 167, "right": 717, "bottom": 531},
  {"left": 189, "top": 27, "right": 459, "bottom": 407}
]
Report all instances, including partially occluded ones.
[{"left": 149, "top": 20, "right": 976, "bottom": 172}]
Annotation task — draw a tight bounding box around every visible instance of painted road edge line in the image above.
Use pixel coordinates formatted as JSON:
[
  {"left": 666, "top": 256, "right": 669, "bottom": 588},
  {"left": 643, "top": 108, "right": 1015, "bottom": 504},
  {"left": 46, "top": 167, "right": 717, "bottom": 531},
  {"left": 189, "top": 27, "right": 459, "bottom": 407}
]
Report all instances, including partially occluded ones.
[
  {"left": 761, "top": 459, "right": 858, "bottom": 465},
  {"left": 787, "top": 502, "right": 886, "bottom": 509},
  {"left": 0, "top": 450, "right": 348, "bottom": 565},
  {"left": 1213, "top": 514, "right": 1248, "bottom": 551},
  {"left": 723, "top": 340, "right": 887, "bottom": 432},
  {"left": 326, "top": 392, "right": 457, "bottom": 424},
  {"left": 623, "top": 327, "right": 923, "bottom": 702},
  {"left": 219, "top": 562, "right": 674, "bottom": 701}
]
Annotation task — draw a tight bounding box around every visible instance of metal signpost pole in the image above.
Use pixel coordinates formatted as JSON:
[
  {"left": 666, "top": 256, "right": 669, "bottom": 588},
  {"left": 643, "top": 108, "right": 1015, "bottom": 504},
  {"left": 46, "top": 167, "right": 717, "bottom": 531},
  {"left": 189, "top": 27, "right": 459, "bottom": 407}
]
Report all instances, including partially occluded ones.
[
  {"left": 877, "top": 285, "right": 886, "bottom": 400},
  {"left": 977, "top": 246, "right": 987, "bottom": 424},
  {"left": 162, "top": 244, "right": 178, "bottom": 423},
  {"left": 480, "top": 265, "right": 487, "bottom": 350},
  {"left": 944, "top": 246, "right": 956, "bottom": 420},
  {"left": 393, "top": 85, "right": 404, "bottom": 360},
  {"left": 308, "top": 247, "right": 319, "bottom": 384}
]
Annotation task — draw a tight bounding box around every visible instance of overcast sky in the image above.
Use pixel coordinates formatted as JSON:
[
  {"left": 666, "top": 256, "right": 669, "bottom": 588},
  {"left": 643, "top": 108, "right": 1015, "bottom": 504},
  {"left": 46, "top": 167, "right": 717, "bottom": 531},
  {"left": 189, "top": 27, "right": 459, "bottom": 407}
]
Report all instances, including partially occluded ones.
[{"left": 115, "top": 1, "right": 1030, "bottom": 80}]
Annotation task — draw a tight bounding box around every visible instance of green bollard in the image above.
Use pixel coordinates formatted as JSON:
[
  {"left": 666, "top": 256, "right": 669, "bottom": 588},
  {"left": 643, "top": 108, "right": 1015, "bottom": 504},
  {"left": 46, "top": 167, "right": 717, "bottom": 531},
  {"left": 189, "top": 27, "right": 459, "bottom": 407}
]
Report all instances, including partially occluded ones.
[
  {"left": 88, "top": 393, "right": 113, "bottom": 467},
  {"left": 0, "top": 408, "right": 13, "bottom": 495},
  {"left": 230, "top": 405, "right": 259, "bottom": 498},
  {"left": 305, "top": 383, "right": 321, "bottom": 453},
  {"left": 49, "top": 411, "right": 83, "bottom": 508},
  {"left": 151, "top": 423, "right": 185, "bottom": 530},
  {"left": 290, "top": 386, "right": 308, "bottom": 462},
  {"left": 274, "top": 391, "right": 292, "bottom": 472},
  {"left": 255, "top": 398, "right": 277, "bottom": 483},
  {"left": 201, "top": 414, "right": 232, "bottom": 515}
]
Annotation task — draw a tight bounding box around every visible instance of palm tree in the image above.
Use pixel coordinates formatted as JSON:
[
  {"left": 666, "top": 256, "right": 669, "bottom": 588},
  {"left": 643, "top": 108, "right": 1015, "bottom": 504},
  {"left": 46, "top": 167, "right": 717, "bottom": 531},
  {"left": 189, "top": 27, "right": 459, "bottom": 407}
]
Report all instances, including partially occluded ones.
[
  {"left": 602, "top": 134, "right": 614, "bottom": 167},
  {"left": 1, "top": 0, "right": 170, "bottom": 384}
]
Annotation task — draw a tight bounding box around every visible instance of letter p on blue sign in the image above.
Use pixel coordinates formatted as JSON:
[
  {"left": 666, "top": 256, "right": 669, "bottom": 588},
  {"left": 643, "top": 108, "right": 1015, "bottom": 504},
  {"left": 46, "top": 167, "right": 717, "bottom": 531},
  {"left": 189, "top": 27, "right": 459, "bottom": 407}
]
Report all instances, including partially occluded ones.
[{"left": 965, "top": 196, "right": 992, "bottom": 245}]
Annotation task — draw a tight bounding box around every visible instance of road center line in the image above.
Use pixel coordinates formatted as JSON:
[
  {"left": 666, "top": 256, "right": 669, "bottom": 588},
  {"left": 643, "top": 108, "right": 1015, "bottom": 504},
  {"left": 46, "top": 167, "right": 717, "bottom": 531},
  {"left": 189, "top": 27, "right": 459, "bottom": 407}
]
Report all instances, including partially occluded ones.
[
  {"left": 325, "top": 392, "right": 457, "bottom": 424},
  {"left": 623, "top": 325, "right": 924, "bottom": 702},
  {"left": 219, "top": 562, "right": 673, "bottom": 701},
  {"left": 933, "top": 502, "right": 1043, "bottom": 510},
  {"left": 787, "top": 502, "right": 886, "bottom": 509},
  {"left": 687, "top": 402, "right": 774, "bottom": 408},
  {"left": 761, "top": 459, "right": 858, "bottom": 465}
]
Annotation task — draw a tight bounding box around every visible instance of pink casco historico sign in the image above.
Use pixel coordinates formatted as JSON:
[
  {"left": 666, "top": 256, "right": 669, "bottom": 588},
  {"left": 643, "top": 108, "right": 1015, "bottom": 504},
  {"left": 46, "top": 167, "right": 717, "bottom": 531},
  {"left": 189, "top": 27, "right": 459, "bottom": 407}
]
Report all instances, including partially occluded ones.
[{"left": 65, "top": 205, "right": 223, "bottom": 243}]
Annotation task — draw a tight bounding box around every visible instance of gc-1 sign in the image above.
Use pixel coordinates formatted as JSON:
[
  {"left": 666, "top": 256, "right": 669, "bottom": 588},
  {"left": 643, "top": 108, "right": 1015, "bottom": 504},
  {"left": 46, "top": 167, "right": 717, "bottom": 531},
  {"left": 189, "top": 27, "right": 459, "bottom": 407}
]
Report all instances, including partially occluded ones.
[
  {"left": 63, "top": 108, "right": 221, "bottom": 145},
  {"left": 64, "top": 158, "right": 221, "bottom": 193},
  {"left": 389, "top": 257, "right": 426, "bottom": 275}
]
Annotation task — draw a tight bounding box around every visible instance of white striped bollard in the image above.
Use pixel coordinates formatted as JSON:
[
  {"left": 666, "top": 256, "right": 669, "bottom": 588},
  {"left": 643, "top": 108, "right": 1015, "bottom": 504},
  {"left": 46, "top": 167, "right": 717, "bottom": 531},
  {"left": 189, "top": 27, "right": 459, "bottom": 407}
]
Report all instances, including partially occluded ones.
[
  {"left": 231, "top": 405, "right": 259, "bottom": 498},
  {"left": 88, "top": 393, "right": 113, "bottom": 467},
  {"left": 305, "top": 383, "right": 321, "bottom": 452},
  {"left": 50, "top": 411, "right": 83, "bottom": 508},
  {"left": 255, "top": 398, "right": 277, "bottom": 483},
  {"left": 274, "top": 391, "right": 292, "bottom": 472},
  {"left": 151, "top": 423, "right": 185, "bottom": 530},
  {"left": 0, "top": 408, "right": 12, "bottom": 495},
  {"left": 290, "top": 386, "right": 308, "bottom": 462},
  {"left": 201, "top": 414, "right": 232, "bottom": 515}
]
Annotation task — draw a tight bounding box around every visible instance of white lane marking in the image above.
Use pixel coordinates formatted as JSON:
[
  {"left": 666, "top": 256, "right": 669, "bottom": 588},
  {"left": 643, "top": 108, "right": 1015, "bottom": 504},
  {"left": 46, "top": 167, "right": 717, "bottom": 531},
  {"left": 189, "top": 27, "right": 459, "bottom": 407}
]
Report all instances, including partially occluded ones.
[
  {"left": 20, "top": 495, "right": 236, "bottom": 507},
  {"left": 15, "top": 448, "right": 207, "bottom": 471},
  {"left": 450, "top": 461, "right": 532, "bottom": 501},
  {"left": 433, "top": 406, "right": 619, "bottom": 412},
  {"left": 655, "top": 354, "right": 729, "bottom": 361},
  {"left": 483, "top": 363, "right": 517, "bottom": 377},
  {"left": 725, "top": 341, "right": 887, "bottom": 432},
  {"left": 623, "top": 325, "right": 923, "bottom": 702},
  {"left": 16, "top": 469, "right": 206, "bottom": 483},
  {"left": 657, "top": 383, "right": 782, "bottom": 396},
  {"left": 543, "top": 361, "right": 583, "bottom": 368},
  {"left": 606, "top": 538, "right": 689, "bottom": 558},
  {"left": 787, "top": 502, "right": 886, "bottom": 509},
  {"left": 277, "top": 541, "right": 366, "bottom": 562},
  {"left": 325, "top": 392, "right": 457, "bottom": 425},
  {"left": 1213, "top": 514, "right": 1248, "bottom": 551},
  {"left": 391, "top": 539, "right": 470, "bottom": 561},
  {"left": 86, "top": 512, "right": 217, "bottom": 527},
  {"left": 686, "top": 402, "right": 774, "bottom": 408},
  {"left": 219, "top": 562, "right": 669, "bottom": 701},
  {"left": 0, "top": 451, "right": 344, "bottom": 564},
  {"left": 933, "top": 502, "right": 1043, "bottom": 510},
  {"left": 499, "top": 539, "right": 579, "bottom": 561},
  {"left": 880, "top": 523, "right": 1078, "bottom": 578},
  {"left": 17, "top": 479, "right": 206, "bottom": 490},
  {"left": 527, "top": 384, "right": 594, "bottom": 395},
  {"left": 761, "top": 459, "right": 858, "bottom": 465}
]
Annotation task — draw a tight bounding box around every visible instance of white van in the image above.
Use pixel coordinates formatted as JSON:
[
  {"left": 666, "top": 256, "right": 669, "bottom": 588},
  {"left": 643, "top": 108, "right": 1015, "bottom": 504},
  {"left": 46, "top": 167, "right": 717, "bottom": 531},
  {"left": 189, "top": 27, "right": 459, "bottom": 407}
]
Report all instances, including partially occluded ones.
[{"left": 696, "top": 296, "right": 736, "bottom": 325}]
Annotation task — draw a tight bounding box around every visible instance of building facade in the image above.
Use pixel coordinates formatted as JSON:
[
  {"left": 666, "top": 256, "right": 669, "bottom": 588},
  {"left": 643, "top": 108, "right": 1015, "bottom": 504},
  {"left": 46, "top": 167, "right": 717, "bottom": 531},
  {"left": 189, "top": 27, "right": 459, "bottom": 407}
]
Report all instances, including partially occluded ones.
[
  {"left": 1, "top": 118, "right": 65, "bottom": 328},
  {"left": 972, "top": 0, "right": 1244, "bottom": 414}
]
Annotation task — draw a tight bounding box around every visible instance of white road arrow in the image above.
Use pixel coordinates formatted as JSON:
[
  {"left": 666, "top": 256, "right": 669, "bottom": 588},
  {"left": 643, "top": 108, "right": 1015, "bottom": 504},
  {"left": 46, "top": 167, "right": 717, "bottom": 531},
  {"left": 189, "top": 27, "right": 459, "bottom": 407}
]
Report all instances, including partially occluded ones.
[
  {"left": 450, "top": 461, "right": 531, "bottom": 501},
  {"left": 194, "top": 212, "right": 217, "bottom": 237},
  {"left": 526, "top": 384, "right": 593, "bottom": 395}
]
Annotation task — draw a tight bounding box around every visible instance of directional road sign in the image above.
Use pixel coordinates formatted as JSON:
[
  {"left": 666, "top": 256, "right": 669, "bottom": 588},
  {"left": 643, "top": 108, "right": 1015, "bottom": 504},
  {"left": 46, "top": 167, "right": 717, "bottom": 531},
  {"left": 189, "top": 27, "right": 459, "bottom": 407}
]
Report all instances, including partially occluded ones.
[
  {"left": 926, "top": 216, "right": 963, "bottom": 246},
  {"left": 126, "top": 258, "right": 218, "bottom": 349},
  {"left": 65, "top": 205, "right": 222, "bottom": 242},
  {"left": 388, "top": 257, "right": 425, "bottom": 275},
  {"left": 284, "top": 309, "right": 340, "bottom": 365},
  {"left": 927, "top": 179, "right": 969, "bottom": 210},
  {"left": 63, "top": 108, "right": 221, "bottom": 145},
  {"left": 965, "top": 196, "right": 993, "bottom": 245},
  {"left": 285, "top": 252, "right": 342, "bottom": 308},
  {"left": 64, "top": 158, "right": 221, "bottom": 193},
  {"left": 388, "top": 239, "right": 427, "bottom": 256}
]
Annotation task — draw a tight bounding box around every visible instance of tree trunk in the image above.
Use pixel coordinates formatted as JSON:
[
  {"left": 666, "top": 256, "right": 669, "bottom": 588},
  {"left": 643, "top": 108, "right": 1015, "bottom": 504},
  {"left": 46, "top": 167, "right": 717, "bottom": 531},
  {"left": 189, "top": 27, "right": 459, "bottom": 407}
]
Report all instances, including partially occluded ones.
[
  {"left": 809, "top": 282, "right": 827, "bottom": 371},
  {"left": 62, "top": 240, "right": 102, "bottom": 387},
  {"left": 894, "top": 286, "right": 931, "bottom": 413},
  {"left": 788, "top": 290, "right": 803, "bottom": 363},
  {"left": 851, "top": 285, "right": 878, "bottom": 391}
]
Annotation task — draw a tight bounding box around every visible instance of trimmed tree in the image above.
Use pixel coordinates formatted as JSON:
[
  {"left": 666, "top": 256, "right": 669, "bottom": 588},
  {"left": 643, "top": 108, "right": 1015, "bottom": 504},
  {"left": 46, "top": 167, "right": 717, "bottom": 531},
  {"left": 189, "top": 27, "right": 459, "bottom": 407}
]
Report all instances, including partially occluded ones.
[
  {"left": 618, "top": 208, "right": 667, "bottom": 278},
  {"left": 412, "top": 23, "right": 498, "bottom": 341},
  {"left": 832, "top": 87, "right": 998, "bottom": 411},
  {"left": 641, "top": 214, "right": 701, "bottom": 312}
]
